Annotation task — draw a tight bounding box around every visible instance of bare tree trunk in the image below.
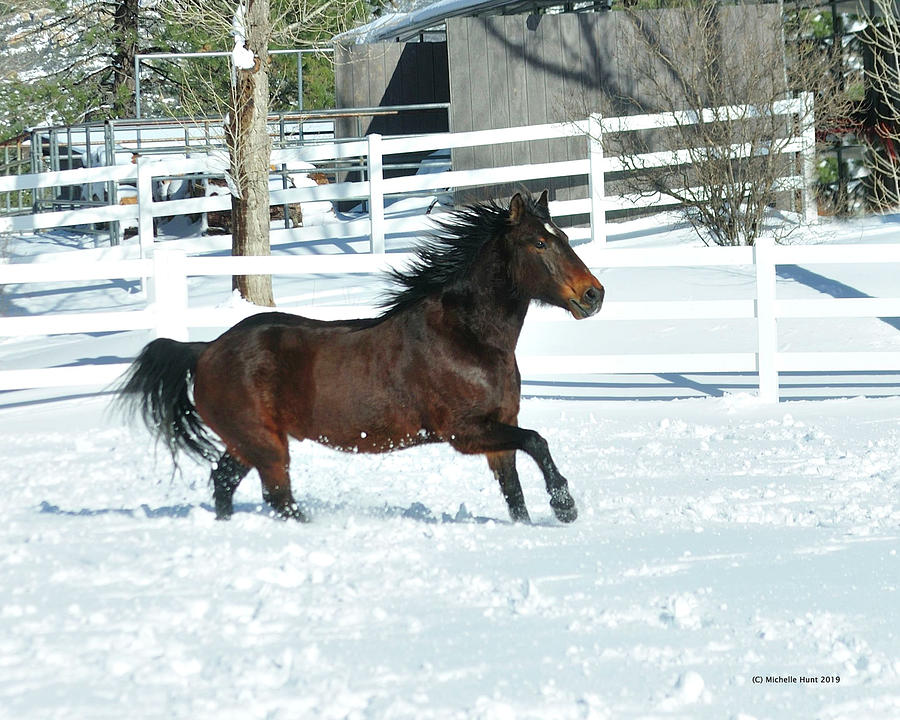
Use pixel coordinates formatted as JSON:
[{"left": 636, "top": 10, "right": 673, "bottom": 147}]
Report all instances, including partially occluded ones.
[
  {"left": 112, "top": 0, "right": 139, "bottom": 117},
  {"left": 227, "top": 0, "right": 275, "bottom": 307}
]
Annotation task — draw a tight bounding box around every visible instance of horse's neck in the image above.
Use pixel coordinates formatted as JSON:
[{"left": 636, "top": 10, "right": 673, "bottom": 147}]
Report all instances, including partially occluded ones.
[{"left": 438, "top": 252, "right": 529, "bottom": 350}]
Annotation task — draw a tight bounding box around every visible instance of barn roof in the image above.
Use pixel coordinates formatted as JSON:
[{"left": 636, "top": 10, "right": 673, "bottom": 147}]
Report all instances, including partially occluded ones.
[{"left": 336, "top": 0, "right": 603, "bottom": 44}]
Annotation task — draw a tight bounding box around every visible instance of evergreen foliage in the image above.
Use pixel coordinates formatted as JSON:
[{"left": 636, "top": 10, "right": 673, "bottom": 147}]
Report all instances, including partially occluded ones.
[
  {"left": 0, "top": 0, "right": 380, "bottom": 140},
  {"left": 0, "top": 0, "right": 158, "bottom": 137}
]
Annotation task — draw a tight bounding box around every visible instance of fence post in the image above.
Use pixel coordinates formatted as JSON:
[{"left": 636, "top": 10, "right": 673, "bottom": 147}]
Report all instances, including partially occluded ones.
[
  {"left": 368, "top": 133, "right": 386, "bottom": 254},
  {"left": 297, "top": 50, "right": 304, "bottom": 113},
  {"left": 104, "top": 119, "right": 121, "bottom": 247},
  {"left": 150, "top": 248, "right": 189, "bottom": 341},
  {"left": 587, "top": 114, "right": 606, "bottom": 245},
  {"left": 799, "top": 91, "right": 817, "bottom": 224},
  {"left": 136, "top": 157, "right": 155, "bottom": 296},
  {"left": 29, "top": 130, "right": 41, "bottom": 213},
  {"left": 754, "top": 236, "right": 778, "bottom": 402},
  {"left": 136, "top": 157, "right": 154, "bottom": 258}
]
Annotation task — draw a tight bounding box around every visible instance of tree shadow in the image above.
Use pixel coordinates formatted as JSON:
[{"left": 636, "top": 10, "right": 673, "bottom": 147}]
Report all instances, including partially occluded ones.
[{"left": 776, "top": 264, "right": 900, "bottom": 332}]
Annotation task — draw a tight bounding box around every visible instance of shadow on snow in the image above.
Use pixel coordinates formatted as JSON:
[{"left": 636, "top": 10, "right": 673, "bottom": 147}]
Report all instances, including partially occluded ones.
[{"left": 36, "top": 498, "right": 546, "bottom": 526}]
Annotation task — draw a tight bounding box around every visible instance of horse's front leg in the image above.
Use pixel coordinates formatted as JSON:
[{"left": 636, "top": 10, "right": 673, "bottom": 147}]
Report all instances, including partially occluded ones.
[{"left": 452, "top": 421, "right": 577, "bottom": 523}]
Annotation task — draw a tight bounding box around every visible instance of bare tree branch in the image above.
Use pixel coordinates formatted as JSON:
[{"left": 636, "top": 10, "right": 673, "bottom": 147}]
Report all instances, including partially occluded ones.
[
  {"left": 572, "top": 1, "right": 850, "bottom": 246},
  {"left": 857, "top": 0, "right": 900, "bottom": 209}
]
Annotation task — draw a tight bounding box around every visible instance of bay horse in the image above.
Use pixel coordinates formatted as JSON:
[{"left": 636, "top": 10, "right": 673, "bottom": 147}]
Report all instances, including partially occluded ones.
[{"left": 117, "top": 191, "right": 604, "bottom": 523}]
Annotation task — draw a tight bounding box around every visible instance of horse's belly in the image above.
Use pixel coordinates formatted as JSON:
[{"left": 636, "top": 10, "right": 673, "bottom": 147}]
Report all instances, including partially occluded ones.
[
  {"left": 298, "top": 399, "right": 433, "bottom": 454},
  {"left": 288, "top": 337, "right": 430, "bottom": 452}
]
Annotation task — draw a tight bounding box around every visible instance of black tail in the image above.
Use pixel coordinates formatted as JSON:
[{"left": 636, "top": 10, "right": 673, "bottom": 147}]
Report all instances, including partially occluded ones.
[{"left": 115, "top": 338, "right": 220, "bottom": 464}]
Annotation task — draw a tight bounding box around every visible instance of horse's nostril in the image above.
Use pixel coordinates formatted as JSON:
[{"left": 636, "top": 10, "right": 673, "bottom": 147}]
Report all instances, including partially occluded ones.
[{"left": 583, "top": 286, "right": 604, "bottom": 307}]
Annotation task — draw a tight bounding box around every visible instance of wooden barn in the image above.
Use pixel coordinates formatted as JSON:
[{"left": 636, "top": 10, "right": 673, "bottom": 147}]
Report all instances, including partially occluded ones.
[{"left": 333, "top": 0, "right": 784, "bottom": 205}]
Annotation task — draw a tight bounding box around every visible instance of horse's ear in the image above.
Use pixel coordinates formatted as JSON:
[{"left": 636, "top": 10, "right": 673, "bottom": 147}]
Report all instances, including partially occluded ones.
[
  {"left": 509, "top": 193, "right": 526, "bottom": 223},
  {"left": 537, "top": 190, "right": 549, "bottom": 209}
]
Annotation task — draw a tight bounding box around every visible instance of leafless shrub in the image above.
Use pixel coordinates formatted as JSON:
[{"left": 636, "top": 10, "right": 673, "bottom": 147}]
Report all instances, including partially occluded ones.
[
  {"left": 576, "top": 1, "right": 851, "bottom": 246},
  {"left": 857, "top": 0, "right": 900, "bottom": 210}
]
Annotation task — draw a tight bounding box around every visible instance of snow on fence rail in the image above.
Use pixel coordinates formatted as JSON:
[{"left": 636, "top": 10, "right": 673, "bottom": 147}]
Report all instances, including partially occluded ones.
[
  {"left": 2, "top": 238, "right": 900, "bottom": 402},
  {"left": 1, "top": 95, "right": 816, "bottom": 251}
]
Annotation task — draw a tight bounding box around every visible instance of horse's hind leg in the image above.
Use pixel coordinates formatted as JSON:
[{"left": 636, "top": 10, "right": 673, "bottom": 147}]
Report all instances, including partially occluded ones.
[
  {"left": 213, "top": 424, "right": 306, "bottom": 521},
  {"left": 211, "top": 452, "right": 250, "bottom": 520},
  {"left": 245, "top": 433, "right": 306, "bottom": 521},
  {"left": 486, "top": 451, "right": 530, "bottom": 523},
  {"left": 257, "top": 458, "right": 308, "bottom": 522}
]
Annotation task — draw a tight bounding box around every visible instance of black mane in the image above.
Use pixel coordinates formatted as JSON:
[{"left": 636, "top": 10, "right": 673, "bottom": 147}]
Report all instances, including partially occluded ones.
[{"left": 379, "top": 195, "right": 549, "bottom": 318}]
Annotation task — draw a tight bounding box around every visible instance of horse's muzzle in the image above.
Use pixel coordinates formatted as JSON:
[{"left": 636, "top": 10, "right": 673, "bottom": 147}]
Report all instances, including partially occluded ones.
[{"left": 568, "top": 284, "right": 604, "bottom": 319}]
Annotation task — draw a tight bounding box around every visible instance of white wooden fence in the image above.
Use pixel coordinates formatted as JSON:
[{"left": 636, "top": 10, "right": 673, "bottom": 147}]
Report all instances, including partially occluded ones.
[
  {"left": 5, "top": 94, "right": 896, "bottom": 402},
  {"left": 2, "top": 238, "right": 899, "bottom": 402},
  {"left": 1, "top": 95, "right": 817, "bottom": 250}
]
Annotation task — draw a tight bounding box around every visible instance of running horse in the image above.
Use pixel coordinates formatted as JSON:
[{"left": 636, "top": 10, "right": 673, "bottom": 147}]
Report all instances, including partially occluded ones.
[{"left": 117, "top": 191, "right": 604, "bottom": 523}]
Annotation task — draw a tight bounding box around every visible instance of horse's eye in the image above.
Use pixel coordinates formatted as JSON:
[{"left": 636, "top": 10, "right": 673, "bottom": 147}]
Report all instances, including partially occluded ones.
[{"left": 534, "top": 239, "right": 547, "bottom": 249}]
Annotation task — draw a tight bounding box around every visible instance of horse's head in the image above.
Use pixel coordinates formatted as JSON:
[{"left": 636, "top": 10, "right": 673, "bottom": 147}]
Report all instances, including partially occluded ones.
[{"left": 506, "top": 191, "right": 604, "bottom": 319}]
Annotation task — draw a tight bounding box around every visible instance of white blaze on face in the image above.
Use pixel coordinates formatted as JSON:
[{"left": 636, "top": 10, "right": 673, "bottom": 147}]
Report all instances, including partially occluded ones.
[{"left": 543, "top": 222, "right": 564, "bottom": 240}]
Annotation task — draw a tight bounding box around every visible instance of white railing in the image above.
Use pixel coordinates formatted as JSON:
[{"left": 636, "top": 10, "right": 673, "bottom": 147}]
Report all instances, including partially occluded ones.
[
  {"left": 1, "top": 95, "right": 816, "bottom": 252},
  {"left": 2, "top": 238, "right": 899, "bottom": 401},
  {"left": 3, "top": 95, "right": 874, "bottom": 401}
]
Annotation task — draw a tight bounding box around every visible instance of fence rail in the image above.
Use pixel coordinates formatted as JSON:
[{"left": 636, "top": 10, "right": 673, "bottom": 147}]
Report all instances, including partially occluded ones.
[
  {"left": 2, "top": 237, "right": 899, "bottom": 401},
  {"left": 1, "top": 95, "right": 816, "bottom": 252},
  {"left": 3, "top": 95, "right": 887, "bottom": 401}
]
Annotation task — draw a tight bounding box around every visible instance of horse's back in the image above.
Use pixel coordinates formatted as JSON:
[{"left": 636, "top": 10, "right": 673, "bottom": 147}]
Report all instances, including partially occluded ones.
[{"left": 227, "top": 310, "right": 378, "bottom": 334}]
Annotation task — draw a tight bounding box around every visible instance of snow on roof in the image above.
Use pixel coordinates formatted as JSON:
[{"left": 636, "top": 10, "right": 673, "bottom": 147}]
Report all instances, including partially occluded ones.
[{"left": 335, "top": 0, "right": 574, "bottom": 44}]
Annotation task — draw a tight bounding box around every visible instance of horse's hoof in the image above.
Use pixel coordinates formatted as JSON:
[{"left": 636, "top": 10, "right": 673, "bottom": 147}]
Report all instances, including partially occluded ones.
[
  {"left": 508, "top": 505, "right": 531, "bottom": 524},
  {"left": 277, "top": 504, "right": 310, "bottom": 523},
  {"left": 550, "top": 493, "right": 578, "bottom": 523},
  {"left": 214, "top": 498, "right": 234, "bottom": 520},
  {"left": 553, "top": 504, "right": 578, "bottom": 523}
]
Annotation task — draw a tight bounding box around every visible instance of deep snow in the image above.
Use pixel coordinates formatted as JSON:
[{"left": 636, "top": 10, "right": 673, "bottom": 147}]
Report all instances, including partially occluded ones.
[
  {"left": 2, "top": 393, "right": 898, "bottom": 720},
  {"left": 1, "top": 212, "right": 899, "bottom": 719}
]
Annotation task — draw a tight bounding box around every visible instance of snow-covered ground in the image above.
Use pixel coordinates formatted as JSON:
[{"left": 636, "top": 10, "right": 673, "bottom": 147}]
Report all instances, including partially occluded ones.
[{"left": 1, "top": 211, "right": 899, "bottom": 719}]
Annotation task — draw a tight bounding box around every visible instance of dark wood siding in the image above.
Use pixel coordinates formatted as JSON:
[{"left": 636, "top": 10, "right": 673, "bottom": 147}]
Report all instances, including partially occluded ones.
[
  {"left": 335, "top": 7, "right": 782, "bottom": 207},
  {"left": 446, "top": 8, "right": 781, "bottom": 205},
  {"left": 333, "top": 41, "right": 450, "bottom": 139}
]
